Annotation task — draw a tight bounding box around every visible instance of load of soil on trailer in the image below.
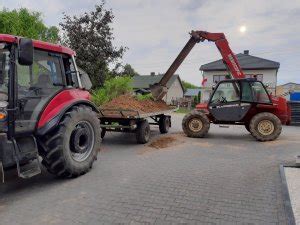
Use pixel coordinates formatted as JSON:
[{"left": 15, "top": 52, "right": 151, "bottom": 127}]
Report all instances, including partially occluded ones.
[{"left": 101, "top": 94, "right": 171, "bottom": 113}]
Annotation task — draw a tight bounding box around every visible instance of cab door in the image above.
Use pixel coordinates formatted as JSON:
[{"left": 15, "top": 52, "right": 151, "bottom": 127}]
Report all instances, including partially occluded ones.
[
  {"left": 208, "top": 80, "right": 250, "bottom": 122},
  {"left": 15, "top": 50, "right": 65, "bottom": 134}
]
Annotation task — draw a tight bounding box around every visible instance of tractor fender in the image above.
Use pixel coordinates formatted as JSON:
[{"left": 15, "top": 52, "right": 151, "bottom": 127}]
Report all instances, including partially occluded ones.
[
  {"left": 36, "top": 89, "right": 99, "bottom": 136},
  {"left": 36, "top": 100, "right": 99, "bottom": 136}
]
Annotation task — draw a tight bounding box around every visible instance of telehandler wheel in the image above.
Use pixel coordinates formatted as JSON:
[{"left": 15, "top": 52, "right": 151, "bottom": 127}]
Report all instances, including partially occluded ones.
[
  {"left": 182, "top": 110, "right": 210, "bottom": 138},
  {"left": 40, "top": 105, "right": 101, "bottom": 178},
  {"left": 245, "top": 123, "right": 250, "bottom": 132},
  {"left": 136, "top": 120, "right": 150, "bottom": 144},
  {"left": 159, "top": 116, "right": 170, "bottom": 134},
  {"left": 249, "top": 112, "right": 282, "bottom": 142}
]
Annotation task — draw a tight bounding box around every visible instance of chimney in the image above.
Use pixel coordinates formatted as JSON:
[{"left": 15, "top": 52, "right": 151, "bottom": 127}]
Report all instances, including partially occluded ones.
[
  {"left": 244, "top": 50, "right": 249, "bottom": 55},
  {"left": 150, "top": 72, "right": 155, "bottom": 76}
]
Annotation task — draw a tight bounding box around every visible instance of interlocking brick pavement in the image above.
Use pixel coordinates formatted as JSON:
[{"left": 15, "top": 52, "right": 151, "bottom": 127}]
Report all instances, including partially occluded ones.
[{"left": 0, "top": 113, "right": 299, "bottom": 224}]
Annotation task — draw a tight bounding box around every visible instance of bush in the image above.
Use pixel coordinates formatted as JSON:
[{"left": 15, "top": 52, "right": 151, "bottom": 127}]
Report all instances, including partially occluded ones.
[
  {"left": 136, "top": 93, "right": 153, "bottom": 101},
  {"left": 92, "top": 76, "right": 132, "bottom": 106}
]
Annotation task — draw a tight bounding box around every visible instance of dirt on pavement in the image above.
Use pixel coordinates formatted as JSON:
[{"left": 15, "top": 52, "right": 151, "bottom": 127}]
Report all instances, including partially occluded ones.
[
  {"left": 149, "top": 136, "right": 177, "bottom": 149},
  {"left": 101, "top": 94, "right": 171, "bottom": 113}
]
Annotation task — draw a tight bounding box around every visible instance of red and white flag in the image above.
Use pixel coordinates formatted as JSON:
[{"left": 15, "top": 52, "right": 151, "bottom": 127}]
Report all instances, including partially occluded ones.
[{"left": 201, "top": 78, "right": 207, "bottom": 86}]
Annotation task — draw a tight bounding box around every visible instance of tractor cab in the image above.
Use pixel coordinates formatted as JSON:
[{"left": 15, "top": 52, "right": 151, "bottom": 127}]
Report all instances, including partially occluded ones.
[
  {"left": 0, "top": 35, "right": 100, "bottom": 181},
  {"left": 208, "top": 78, "right": 272, "bottom": 122}
]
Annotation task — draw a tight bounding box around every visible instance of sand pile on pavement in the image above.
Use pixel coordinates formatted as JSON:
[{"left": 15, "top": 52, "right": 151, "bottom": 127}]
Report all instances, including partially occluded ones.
[
  {"left": 149, "top": 136, "right": 177, "bottom": 149},
  {"left": 102, "top": 94, "right": 171, "bottom": 113}
]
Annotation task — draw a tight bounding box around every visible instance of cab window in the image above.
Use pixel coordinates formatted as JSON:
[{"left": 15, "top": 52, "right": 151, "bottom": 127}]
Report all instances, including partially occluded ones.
[
  {"left": 250, "top": 81, "right": 271, "bottom": 103},
  {"left": 16, "top": 49, "right": 64, "bottom": 133},
  {"left": 211, "top": 82, "right": 240, "bottom": 104}
]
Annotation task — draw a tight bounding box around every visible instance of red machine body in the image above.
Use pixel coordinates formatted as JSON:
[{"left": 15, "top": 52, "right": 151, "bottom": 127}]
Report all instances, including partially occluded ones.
[{"left": 191, "top": 31, "right": 290, "bottom": 125}]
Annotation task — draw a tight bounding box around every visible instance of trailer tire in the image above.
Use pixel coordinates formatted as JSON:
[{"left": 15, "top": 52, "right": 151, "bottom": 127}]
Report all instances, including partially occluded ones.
[
  {"left": 182, "top": 110, "right": 210, "bottom": 138},
  {"left": 159, "top": 116, "right": 170, "bottom": 134},
  {"left": 136, "top": 120, "right": 150, "bottom": 144},
  {"left": 101, "top": 128, "right": 106, "bottom": 139},
  {"left": 249, "top": 112, "right": 282, "bottom": 141},
  {"left": 39, "top": 105, "right": 101, "bottom": 178}
]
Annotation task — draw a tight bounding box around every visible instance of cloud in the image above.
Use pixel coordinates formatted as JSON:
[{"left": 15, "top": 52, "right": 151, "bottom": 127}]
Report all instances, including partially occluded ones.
[{"left": 1, "top": 0, "right": 300, "bottom": 85}]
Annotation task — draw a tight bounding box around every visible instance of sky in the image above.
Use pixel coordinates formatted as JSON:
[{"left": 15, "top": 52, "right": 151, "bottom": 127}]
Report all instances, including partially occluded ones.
[{"left": 1, "top": 0, "right": 300, "bottom": 85}]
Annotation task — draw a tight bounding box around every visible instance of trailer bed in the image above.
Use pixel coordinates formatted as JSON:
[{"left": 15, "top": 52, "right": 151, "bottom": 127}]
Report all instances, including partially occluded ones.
[{"left": 98, "top": 107, "right": 175, "bottom": 144}]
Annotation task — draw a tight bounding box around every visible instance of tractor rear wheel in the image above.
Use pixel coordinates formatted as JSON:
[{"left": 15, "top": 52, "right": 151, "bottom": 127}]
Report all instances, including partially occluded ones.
[
  {"left": 249, "top": 112, "right": 282, "bottom": 141},
  {"left": 39, "top": 105, "right": 101, "bottom": 177},
  {"left": 182, "top": 110, "right": 210, "bottom": 138}
]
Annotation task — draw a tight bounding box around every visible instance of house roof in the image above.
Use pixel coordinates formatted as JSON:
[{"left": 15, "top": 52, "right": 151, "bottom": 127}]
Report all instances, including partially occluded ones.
[
  {"left": 132, "top": 74, "right": 184, "bottom": 91},
  {"left": 200, "top": 53, "right": 280, "bottom": 71},
  {"left": 184, "top": 88, "right": 201, "bottom": 96},
  {"left": 277, "top": 82, "right": 300, "bottom": 88}
]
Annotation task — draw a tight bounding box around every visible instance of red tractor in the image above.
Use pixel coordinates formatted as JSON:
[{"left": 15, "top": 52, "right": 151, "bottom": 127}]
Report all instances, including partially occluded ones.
[
  {"left": 0, "top": 35, "right": 101, "bottom": 180},
  {"left": 150, "top": 30, "right": 291, "bottom": 141}
]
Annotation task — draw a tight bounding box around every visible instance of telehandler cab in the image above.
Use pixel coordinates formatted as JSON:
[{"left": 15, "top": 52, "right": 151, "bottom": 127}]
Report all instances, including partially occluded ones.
[{"left": 0, "top": 35, "right": 101, "bottom": 181}]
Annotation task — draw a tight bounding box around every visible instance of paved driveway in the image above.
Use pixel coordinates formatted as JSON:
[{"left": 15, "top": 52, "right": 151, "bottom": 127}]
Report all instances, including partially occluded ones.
[{"left": 0, "top": 113, "right": 299, "bottom": 224}]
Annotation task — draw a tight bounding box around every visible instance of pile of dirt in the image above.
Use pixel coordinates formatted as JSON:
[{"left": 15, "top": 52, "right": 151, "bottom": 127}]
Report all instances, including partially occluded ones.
[
  {"left": 148, "top": 136, "right": 177, "bottom": 149},
  {"left": 101, "top": 94, "right": 171, "bottom": 113}
]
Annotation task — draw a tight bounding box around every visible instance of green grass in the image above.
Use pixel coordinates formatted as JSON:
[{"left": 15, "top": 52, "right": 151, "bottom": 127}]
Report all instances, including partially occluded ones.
[{"left": 175, "top": 107, "right": 191, "bottom": 114}]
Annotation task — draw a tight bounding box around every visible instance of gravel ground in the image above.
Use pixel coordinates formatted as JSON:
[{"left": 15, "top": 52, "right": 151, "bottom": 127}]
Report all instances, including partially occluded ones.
[{"left": 284, "top": 167, "right": 300, "bottom": 224}]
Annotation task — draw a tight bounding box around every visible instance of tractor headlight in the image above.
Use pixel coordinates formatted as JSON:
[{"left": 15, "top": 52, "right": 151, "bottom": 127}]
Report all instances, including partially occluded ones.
[{"left": 0, "top": 101, "right": 8, "bottom": 122}]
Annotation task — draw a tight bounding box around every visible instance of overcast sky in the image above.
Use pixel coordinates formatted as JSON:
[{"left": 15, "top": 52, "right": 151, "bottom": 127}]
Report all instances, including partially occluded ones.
[{"left": 1, "top": 0, "right": 300, "bottom": 85}]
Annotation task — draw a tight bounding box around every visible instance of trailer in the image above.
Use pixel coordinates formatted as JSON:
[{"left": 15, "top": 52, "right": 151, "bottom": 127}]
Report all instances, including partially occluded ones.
[{"left": 98, "top": 108, "right": 175, "bottom": 143}]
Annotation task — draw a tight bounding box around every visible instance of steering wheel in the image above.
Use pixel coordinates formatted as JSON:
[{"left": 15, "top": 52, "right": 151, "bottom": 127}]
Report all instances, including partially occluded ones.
[{"left": 221, "top": 96, "right": 227, "bottom": 103}]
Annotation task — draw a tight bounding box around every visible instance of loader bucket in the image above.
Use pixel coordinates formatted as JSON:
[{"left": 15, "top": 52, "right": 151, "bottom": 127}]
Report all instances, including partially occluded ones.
[{"left": 149, "top": 83, "right": 168, "bottom": 101}]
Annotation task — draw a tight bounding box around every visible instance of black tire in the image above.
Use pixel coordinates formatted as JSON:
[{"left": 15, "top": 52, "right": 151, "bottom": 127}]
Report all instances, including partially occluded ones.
[
  {"left": 101, "top": 128, "right": 106, "bottom": 139},
  {"left": 182, "top": 110, "right": 210, "bottom": 138},
  {"left": 159, "top": 116, "right": 170, "bottom": 134},
  {"left": 136, "top": 120, "right": 150, "bottom": 144},
  {"left": 39, "top": 105, "right": 101, "bottom": 177},
  {"left": 245, "top": 123, "right": 250, "bottom": 132},
  {"left": 249, "top": 112, "right": 282, "bottom": 141}
]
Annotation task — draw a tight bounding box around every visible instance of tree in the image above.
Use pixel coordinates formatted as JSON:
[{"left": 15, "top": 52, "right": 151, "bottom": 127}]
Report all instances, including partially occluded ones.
[
  {"left": 110, "top": 63, "right": 139, "bottom": 77},
  {"left": 0, "top": 8, "right": 59, "bottom": 43},
  {"left": 60, "top": 2, "right": 127, "bottom": 87},
  {"left": 182, "top": 80, "right": 199, "bottom": 91},
  {"left": 121, "top": 64, "right": 139, "bottom": 77}
]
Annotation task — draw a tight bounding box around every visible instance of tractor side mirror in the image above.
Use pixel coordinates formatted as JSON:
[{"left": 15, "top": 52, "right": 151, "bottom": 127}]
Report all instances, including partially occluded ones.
[
  {"left": 80, "top": 73, "right": 92, "bottom": 90},
  {"left": 18, "top": 38, "right": 33, "bottom": 66}
]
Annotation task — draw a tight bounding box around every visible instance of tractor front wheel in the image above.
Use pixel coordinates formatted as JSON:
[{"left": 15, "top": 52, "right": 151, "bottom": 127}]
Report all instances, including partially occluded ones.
[
  {"left": 39, "top": 105, "right": 101, "bottom": 178},
  {"left": 249, "top": 112, "right": 282, "bottom": 141},
  {"left": 182, "top": 110, "right": 210, "bottom": 138}
]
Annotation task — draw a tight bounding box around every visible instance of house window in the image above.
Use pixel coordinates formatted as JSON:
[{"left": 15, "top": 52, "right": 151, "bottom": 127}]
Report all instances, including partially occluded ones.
[
  {"left": 213, "top": 75, "right": 227, "bottom": 83},
  {"left": 245, "top": 74, "right": 263, "bottom": 82}
]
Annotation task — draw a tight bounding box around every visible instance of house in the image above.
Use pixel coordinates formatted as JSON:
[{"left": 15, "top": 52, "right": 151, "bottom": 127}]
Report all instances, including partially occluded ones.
[
  {"left": 199, "top": 50, "right": 280, "bottom": 102},
  {"left": 184, "top": 88, "right": 201, "bottom": 100},
  {"left": 276, "top": 82, "right": 300, "bottom": 101},
  {"left": 132, "top": 73, "right": 184, "bottom": 104}
]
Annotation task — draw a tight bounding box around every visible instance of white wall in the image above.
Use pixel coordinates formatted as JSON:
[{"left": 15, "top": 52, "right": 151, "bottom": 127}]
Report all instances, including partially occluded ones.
[
  {"left": 164, "top": 78, "right": 184, "bottom": 104},
  {"left": 201, "top": 69, "right": 278, "bottom": 102}
]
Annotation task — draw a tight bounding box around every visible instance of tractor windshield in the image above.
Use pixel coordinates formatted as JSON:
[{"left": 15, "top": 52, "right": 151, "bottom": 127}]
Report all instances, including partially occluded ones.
[{"left": 0, "top": 47, "right": 9, "bottom": 101}]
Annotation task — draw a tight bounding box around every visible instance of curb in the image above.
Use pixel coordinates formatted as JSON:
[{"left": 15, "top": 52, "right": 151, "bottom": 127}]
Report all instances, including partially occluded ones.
[{"left": 279, "top": 164, "right": 296, "bottom": 225}]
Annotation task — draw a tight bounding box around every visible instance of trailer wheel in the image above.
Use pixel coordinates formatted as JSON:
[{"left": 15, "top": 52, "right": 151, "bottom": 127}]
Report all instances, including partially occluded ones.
[
  {"left": 249, "top": 112, "right": 282, "bottom": 141},
  {"left": 39, "top": 105, "right": 101, "bottom": 178},
  {"left": 136, "top": 120, "right": 150, "bottom": 144},
  {"left": 101, "top": 128, "right": 106, "bottom": 139},
  {"left": 159, "top": 116, "right": 170, "bottom": 134},
  {"left": 182, "top": 110, "right": 210, "bottom": 138}
]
